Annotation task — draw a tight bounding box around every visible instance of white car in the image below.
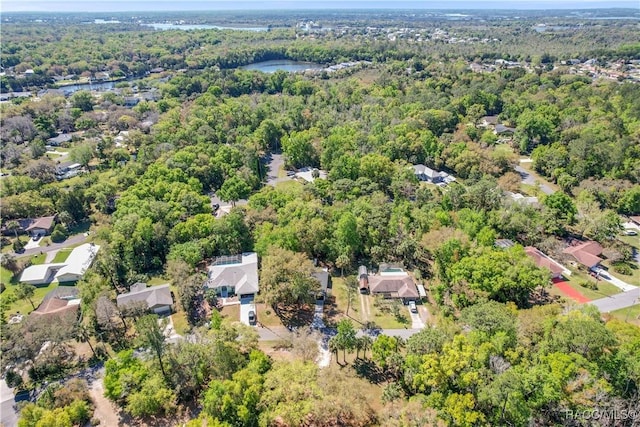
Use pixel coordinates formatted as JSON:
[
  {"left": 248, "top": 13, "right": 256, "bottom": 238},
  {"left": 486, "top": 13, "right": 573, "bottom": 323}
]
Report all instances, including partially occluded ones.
[
  {"left": 408, "top": 301, "right": 418, "bottom": 313},
  {"left": 623, "top": 229, "right": 637, "bottom": 236}
]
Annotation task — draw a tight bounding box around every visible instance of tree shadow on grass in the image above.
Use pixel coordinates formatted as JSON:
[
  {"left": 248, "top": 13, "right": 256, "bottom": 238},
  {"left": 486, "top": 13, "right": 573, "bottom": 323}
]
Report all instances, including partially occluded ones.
[
  {"left": 274, "top": 303, "right": 315, "bottom": 328},
  {"left": 353, "top": 358, "right": 386, "bottom": 385}
]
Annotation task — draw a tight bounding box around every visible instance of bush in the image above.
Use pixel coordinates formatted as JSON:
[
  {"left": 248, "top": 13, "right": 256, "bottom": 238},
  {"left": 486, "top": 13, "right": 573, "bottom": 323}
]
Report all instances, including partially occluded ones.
[
  {"left": 50, "top": 224, "right": 68, "bottom": 243},
  {"left": 580, "top": 281, "right": 598, "bottom": 290},
  {"left": 612, "top": 262, "right": 633, "bottom": 276},
  {"left": 13, "top": 238, "right": 24, "bottom": 252}
]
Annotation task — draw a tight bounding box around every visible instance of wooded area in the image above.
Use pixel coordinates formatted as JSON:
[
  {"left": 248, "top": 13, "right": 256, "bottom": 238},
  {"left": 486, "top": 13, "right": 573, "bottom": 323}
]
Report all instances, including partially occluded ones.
[{"left": 1, "top": 9, "right": 639, "bottom": 427}]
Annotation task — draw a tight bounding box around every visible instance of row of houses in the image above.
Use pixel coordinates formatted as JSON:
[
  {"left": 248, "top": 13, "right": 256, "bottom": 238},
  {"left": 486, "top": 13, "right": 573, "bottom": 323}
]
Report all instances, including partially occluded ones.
[
  {"left": 517, "top": 240, "right": 605, "bottom": 280},
  {"left": 114, "top": 252, "right": 424, "bottom": 317}
]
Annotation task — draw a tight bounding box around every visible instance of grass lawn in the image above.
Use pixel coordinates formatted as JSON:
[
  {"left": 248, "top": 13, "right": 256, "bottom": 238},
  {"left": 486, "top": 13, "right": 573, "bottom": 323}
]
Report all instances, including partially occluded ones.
[
  {"left": 1, "top": 266, "right": 17, "bottom": 285},
  {"left": 171, "top": 310, "right": 190, "bottom": 335},
  {"left": 368, "top": 296, "right": 410, "bottom": 329},
  {"left": 147, "top": 275, "right": 168, "bottom": 286},
  {"left": 601, "top": 259, "right": 640, "bottom": 287},
  {"left": 610, "top": 305, "right": 640, "bottom": 326},
  {"left": 50, "top": 248, "right": 72, "bottom": 264},
  {"left": 562, "top": 271, "right": 622, "bottom": 301},
  {"left": 275, "top": 179, "right": 304, "bottom": 193},
  {"left": 327, "top": 276, "right": 360, "bottom": 325},
  {"left": 220, "top": 304, "right": 240, "bottom": 322},
  {"left": 618, "top": 234, "right": 640, "bottom": 248},
  {"left": 253, "top": 302, "right": 283, "bottom": 328},
  {"left": 4, "top": 283, "right": 60, "bottom": 316},
  {"left": 30, "top": 253, "right": 47, "bottom": 265}
]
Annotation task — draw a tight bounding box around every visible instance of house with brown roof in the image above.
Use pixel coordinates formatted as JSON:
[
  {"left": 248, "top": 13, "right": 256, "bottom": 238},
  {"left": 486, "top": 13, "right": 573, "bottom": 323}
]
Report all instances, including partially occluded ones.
[
  {"left": 31, "top": 287, "right": 80, "bottom": 319},
  {"left": 563, "top": 241, "right": 604, "bottom": 270},
  {"left": 524, "top": 246, "right": 565, "bottom": 279},
  {"left": 25, "top": 215, "right": 57, "bottom": 237},
  {"left": 364, "top": 266, "right": 419, "bottom": 301},
  {"left": 1, "top": 215, "right": 56, "bottom": 238}
]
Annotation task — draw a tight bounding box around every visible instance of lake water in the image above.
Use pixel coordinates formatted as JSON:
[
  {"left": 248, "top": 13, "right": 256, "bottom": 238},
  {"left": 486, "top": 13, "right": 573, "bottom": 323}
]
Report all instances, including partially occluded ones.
[
  {"left": 240, "top": 60, "right": 324, "bottom": 73},
  {"left": 144, "top": 23, "right": 268, "bottom": 31}
]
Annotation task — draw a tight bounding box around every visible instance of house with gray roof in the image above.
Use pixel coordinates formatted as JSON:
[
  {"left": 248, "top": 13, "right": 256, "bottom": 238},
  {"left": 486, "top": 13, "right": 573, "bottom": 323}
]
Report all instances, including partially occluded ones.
[
  {"left": 116, "top": 283, "right": 173, "bottom": 315},
  {"left": 205, "top": 252, "right": 259, "bottom": 298}
]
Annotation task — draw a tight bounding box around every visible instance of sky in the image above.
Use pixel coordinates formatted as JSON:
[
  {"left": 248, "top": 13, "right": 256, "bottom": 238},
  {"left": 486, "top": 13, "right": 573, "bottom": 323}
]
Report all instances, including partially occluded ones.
[{"left": 1, "top": 0, "right": 639, "bottom": 13}]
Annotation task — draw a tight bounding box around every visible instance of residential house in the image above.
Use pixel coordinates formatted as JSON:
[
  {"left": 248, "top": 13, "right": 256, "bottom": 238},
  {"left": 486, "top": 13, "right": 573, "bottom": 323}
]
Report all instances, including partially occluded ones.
[
  {"left": 629, "top": 216, "right": 640, "bottom": 227},
  {"left": 563, "top": 241, "right": 604, "bottom": 270},
  {"left": 478, "top": 115, "right": 499, "bottom": 128},
  {"left": 25, "top": 215, "right": 57, "bottom": 237},
  {"left": 295, "top": 167, "right": 327, "bottom": 183},
  {"left": 31, "top": 287, "right": 81, "bottom": 319},
  {"left": 56, "top": 162, "right": 83, "bottom": 180},
  {"left": 364, "top": 266, "right": 419, "bottom": 301},
  {"left": 47, "top": 133, "right": 72, "bottom": 146},
  {"left": 19, "top": 263, "right": 67, "bottom": 286},
  {"left": 1, "top": 215, "right": 56, "bottom": 238},
  {"left": 124, "top": 97, "right": 140, "bottom": 107},
  {"left": 20, "top": 243, "right": 100, "bottom": 285},
  {"left": 205, "top": 252, "right": 259, "bottom": 299},
  {"left": 413, "top": 164, "right": 456, "bottom": 185},
  {"left": 54, "top": 243, "right": 101, "bottom": 283},
  {"left": 117, "top": 283, "right": 174, "bottom": 315},
  {"left": 494, "top": 124, "right": 516, "bottom": 136},
  {"left": 494, "top": 239, "right": 515, "bottom": 249},
  {"left": 505, "top": 191, "right": 539, "bottom": 206},
  {"left": 524, "top": 246, "right": 565, "bottom": 279}
]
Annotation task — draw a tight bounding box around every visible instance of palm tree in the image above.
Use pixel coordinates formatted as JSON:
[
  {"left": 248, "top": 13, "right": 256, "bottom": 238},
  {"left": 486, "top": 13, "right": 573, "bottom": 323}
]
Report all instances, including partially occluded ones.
[
  {"left": 360, "top": 335, "right": 373, "bottom": 359},
  {"left": 75, "top": 323, "right": 97, "bottom": 360},
  {"left": 6, "top": 220, "right": 20, "bottom": 239},
  {"left": 329, "top": 337, "right": 340, "bottom": 365}
]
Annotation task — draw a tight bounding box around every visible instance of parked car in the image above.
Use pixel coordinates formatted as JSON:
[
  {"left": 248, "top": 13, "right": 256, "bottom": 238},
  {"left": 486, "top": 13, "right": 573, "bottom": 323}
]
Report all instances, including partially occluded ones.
[
  {"left": 409, "top": 301, "right": 418, "bottom": 313},
  {"left": 623, "top": 229, "right": 637, "bottom": 236},
  {"left": 32, "top": 234, "right": 41, "bottom": 242},
  {"left": 248, "top": 310, "right": 256, "bottom": 325}
]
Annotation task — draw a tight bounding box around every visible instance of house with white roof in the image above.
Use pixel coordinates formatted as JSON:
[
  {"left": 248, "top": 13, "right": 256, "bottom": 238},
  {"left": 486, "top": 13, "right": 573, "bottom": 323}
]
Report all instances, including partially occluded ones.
[
  {"left": 55, "top": 243, "right": 100, "bottom": 282},
  {"left": 19, "top": 243, "right": 100, "bottom": 285},
  {"left": 205, "top": 252, "right": 259, "bottom": 299},
  {"left": 19, "top": 263, "right": 67, "bottom": 286}
]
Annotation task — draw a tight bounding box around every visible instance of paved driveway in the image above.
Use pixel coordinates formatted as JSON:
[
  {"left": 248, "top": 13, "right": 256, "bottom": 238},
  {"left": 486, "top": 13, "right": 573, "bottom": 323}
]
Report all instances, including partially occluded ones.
[
  {"left": 592, "top": 267, "right": 637, "bottom": 292},
  {"left": 514, "top": 165, "right": 555, "bottom": 195},
  {"left": 240, "top": 296, "right": 256, "bottom": 326},
  {"left": 408, "top": 306, "right": 425, "bottom": 329},
  {"left": 0, "top": 379, "right": 18, "bottom": 427},
  {"left": 265, "top": 153, "right": 292, "bottom": 187}
]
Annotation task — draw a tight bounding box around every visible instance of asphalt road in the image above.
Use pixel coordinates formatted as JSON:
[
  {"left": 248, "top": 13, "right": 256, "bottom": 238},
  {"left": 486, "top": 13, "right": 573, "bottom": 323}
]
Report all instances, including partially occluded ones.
[
  {"left": 514, "top": 165, "right": 555, "bottom": 195},
  {"left": 590, "top": 287, "right": 640, "bottom": 313},
  {"left": 10, "top": 234, "right": 87, "bottom": 259}
]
